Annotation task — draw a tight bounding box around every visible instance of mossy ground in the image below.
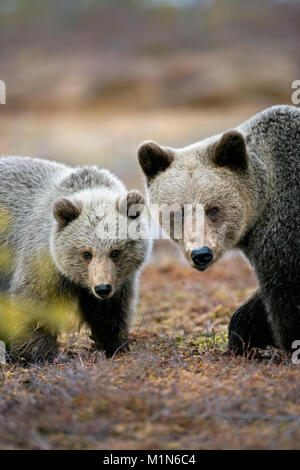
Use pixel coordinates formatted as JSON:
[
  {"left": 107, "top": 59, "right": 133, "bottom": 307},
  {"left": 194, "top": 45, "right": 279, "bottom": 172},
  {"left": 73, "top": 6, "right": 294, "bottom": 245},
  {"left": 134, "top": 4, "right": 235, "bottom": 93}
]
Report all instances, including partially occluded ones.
[{"left": 1, "top": 251, "right": 299, "bottom": 450}]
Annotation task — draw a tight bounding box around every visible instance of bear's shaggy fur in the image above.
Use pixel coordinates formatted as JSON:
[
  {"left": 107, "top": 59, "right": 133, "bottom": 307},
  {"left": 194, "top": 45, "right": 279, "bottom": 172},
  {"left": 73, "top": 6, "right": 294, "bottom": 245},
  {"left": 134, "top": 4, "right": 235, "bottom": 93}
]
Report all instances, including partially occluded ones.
[
  {"left": 0, "top": 156, "right": 151, "bottom": 362},
  {"left": 138, "top": 105, "right": 300, "bottom": 355}
]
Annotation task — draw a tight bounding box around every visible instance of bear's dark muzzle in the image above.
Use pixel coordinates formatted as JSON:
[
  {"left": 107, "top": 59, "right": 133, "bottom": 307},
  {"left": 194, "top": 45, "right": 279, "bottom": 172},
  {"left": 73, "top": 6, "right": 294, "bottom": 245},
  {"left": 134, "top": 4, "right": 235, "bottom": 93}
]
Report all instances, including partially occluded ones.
[
  {"left": 191, "top": 246, "right": 213, "bottom": 271},
  {"left": 94, "top": 284, "right": 112, "bottom": 299}
]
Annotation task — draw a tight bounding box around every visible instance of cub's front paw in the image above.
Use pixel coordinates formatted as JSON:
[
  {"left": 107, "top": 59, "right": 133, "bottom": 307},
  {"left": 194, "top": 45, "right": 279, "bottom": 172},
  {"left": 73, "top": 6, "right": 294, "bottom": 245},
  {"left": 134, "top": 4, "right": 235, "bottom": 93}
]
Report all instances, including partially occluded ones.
[
  {"left": 90, "top": 333, "right": 130, "bottom": 359},
  {"left": 105, "top": 340, "right": 130, "bottom": 359},
  {"left": 10, "top": 329, "right": 58, "bottom": 364}
]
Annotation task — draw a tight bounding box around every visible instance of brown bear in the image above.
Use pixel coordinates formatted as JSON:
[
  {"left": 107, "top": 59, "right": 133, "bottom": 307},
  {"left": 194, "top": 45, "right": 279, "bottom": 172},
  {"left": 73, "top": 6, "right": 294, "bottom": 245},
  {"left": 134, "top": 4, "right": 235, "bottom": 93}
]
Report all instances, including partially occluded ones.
[
  {"left": 138, "top": 105, "right": 300, "bottom": 355},
  {"left": 0, "top": 156, "right": 151, "bottom": 362}
]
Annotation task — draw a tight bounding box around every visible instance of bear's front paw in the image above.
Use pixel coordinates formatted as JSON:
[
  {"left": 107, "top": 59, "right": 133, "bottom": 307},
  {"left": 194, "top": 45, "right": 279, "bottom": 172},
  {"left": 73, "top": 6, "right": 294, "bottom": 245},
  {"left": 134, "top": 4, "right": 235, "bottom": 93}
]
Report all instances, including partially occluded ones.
[
  {"left": 105, "top": 340, "right": 130, "bottom": 359},
  {"left": 10, "top": 328, "right": 58, "bottom": 364},
  {"left": 90, "top": 332, "right": 131, "bottom": 359},
  {"left": 228, "top": 293, "right": 276, "bottom": 356}
]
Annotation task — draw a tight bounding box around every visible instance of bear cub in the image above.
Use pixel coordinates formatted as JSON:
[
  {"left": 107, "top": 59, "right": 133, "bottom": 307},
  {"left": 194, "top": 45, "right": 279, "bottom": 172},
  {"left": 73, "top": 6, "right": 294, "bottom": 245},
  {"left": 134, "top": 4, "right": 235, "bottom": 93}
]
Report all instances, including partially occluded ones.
[
  {"left": 138, "top": 105, "right": 300, "bottom": 356},
  {"left": 0, "top": 156, "right": 151, "bottom": 362}
]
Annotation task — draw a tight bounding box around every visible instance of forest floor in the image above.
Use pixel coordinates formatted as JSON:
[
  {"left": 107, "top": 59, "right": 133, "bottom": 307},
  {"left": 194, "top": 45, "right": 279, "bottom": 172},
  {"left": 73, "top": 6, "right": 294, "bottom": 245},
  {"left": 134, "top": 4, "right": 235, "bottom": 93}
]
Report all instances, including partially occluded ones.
[{"left": 1, "top": 249, "right": 299, "bottom": 450}]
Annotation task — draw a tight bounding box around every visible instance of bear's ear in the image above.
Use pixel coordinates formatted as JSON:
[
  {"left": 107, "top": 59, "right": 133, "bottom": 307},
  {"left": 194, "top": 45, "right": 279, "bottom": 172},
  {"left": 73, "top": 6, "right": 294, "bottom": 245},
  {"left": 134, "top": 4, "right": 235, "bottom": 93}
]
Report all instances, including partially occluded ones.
[
  {"left": 214, "top": 131, "right": 248, "bottom": 171},
  {"left": 117, "top": 190, "right": 145, "bottom": 219},
  {"left": 53, "top": 198, "right": 82, "bottom": 229},
  {"left": 138, "top": 141, "right": 174, "bottom": 182}
]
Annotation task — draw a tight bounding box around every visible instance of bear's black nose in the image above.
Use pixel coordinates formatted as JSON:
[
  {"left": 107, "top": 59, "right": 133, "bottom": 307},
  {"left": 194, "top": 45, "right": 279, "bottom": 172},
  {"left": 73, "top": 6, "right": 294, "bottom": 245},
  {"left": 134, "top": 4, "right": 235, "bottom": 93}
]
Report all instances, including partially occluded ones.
[
  {"left": 94, "top": 284, "right": 112, "bottom": 298},
  {"left": 191, "top": 246, "right": 213, "bottom": 271}
]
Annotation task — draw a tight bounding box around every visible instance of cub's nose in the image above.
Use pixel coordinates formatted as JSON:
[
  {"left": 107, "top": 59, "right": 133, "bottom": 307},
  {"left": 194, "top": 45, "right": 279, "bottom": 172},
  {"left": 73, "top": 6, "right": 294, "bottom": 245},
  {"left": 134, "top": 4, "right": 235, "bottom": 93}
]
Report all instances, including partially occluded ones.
[
  {"left": 191, "top": 246, "right": 213, "bottom": 271},
  {"left": 94, "top": 284, "right": 112, "bottom": 299}
]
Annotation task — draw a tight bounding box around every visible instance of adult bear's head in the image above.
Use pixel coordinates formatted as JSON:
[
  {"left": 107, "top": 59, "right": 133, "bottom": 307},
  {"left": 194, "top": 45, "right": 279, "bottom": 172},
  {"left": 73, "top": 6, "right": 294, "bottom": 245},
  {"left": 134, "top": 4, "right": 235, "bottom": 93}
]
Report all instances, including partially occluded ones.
[{"left": 138, "top": 131, "right": 256, "bottom": 271}]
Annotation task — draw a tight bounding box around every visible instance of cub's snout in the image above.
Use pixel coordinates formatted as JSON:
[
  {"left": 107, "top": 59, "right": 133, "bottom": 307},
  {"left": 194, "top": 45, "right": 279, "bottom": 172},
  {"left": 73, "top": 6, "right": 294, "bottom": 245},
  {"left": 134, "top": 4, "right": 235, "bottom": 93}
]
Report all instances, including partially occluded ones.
[{"left": 94, "top": 284, "right": 112, "bottom": 299}]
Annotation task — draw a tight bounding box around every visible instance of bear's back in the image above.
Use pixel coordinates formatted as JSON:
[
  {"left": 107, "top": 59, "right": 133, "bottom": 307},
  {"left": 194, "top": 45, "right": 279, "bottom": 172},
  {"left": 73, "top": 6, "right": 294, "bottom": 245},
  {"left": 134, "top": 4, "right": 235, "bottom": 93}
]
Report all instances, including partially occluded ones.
[
  {"left": 241, "top": 105, "right": 300, "bottom": 167},
  {"left": 0, "top": 157, "right": 69, "bottom": 255},
  {"left": 0, "top": 156, "right": 68, "bottom": 208}
]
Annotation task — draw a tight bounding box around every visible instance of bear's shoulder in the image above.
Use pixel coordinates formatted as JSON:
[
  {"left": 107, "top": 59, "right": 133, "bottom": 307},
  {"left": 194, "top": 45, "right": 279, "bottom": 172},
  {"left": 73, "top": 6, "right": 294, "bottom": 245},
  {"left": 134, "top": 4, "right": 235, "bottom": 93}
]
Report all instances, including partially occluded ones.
[
  {"left": 238, "top": 105, "right": 300, "bottom": 162},
  {"left": 241, "top": 105, "right": 300, "bottom": 137}
]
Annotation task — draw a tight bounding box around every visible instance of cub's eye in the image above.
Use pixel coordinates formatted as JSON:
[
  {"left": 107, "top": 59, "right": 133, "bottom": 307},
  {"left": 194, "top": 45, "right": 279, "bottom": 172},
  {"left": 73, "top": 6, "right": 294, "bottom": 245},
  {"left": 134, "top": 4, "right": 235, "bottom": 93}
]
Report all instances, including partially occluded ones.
[
  {"left": 82, "top": 251, "right": 92, "bottom": 260},
  {"left": 206, "top": 207, "right": 219, "bottom": 217},
  {"left": 110, "top": 249, "right": 121, "bottom": 260}
]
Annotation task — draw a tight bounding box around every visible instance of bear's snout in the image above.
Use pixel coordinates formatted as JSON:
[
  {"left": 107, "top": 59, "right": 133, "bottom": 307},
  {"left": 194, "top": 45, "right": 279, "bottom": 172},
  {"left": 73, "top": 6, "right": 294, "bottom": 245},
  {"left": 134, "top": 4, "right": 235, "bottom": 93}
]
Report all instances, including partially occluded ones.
[
  {"left": 191, "top": 246, "right": 213, "bottom": 271},
  {"left": 94, "top": 284, "right": 112, "bottom": 299}
]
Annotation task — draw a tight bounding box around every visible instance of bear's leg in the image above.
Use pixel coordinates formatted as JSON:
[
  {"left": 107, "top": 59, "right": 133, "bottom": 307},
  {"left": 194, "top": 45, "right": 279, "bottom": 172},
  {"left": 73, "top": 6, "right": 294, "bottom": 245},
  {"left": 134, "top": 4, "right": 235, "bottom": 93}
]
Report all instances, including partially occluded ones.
[
  {"left": 78, "top": 281, "right": 134, "bottom": 359},
  {"left": 266, "top": 290, "right": 300, "bottom": 353},
  {"left": 9, "top": 326, "right": 58, "bottom": 364},
  {"left": 8, "top": 269, "right": 59, "bottom": 364},
  {"left": 228, "top": 291, "right": 276, "bottom": 355}
]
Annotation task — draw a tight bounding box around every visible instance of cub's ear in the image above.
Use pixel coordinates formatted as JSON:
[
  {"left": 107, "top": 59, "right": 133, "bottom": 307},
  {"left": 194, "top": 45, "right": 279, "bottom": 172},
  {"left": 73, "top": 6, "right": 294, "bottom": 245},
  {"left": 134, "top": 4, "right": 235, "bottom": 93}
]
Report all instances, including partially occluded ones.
[
  {"left": 118, "top": 190, "right": 145, "bottom": 219},
  {"left": 53, "top": 198, "right": 82, "bottom": 229},
  {"left": 138, "top": 141, "right": 174, "bottom": 182},
  {"left": 214, "top": 131, "right": 248, "bottom": 171}
]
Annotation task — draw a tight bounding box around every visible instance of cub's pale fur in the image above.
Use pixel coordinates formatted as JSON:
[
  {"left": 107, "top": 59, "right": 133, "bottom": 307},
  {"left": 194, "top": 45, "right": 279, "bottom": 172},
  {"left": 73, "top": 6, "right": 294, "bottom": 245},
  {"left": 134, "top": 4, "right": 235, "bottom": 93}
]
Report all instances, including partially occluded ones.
[
  {"left": 138, "top": 105, "right": 300, "bottom": 355},
  {"left": 0, "top": 157, "right": 151, "bottom": 362}
]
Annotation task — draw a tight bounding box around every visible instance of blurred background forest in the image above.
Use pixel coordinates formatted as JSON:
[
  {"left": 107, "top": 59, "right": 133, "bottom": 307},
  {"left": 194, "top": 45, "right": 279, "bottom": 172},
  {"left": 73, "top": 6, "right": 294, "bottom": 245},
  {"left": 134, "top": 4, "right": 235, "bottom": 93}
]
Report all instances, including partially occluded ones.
[{"left": 0, "top": 0, "right": 299, "bottom": 189}]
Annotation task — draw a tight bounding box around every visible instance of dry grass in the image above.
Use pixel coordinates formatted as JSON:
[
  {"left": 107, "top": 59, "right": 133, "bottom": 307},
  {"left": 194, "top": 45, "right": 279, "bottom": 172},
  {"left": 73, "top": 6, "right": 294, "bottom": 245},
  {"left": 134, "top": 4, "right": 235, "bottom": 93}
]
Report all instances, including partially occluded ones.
[{"left": 1, "top": 250, "right": 299, "bottom": 450}]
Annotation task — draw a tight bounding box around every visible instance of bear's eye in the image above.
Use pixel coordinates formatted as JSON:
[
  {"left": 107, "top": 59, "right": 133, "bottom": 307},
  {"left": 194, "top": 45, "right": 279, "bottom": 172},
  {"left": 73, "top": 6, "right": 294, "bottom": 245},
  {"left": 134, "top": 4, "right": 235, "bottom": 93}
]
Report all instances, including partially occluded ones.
[
  {"left": 110, "top": 249, "right": 121, "bottom": 260},
  {"left": 206, "top": 207, "right": 219, "bottom": 218},
  {"left": 82, "top": 251, "right": 92, "bottom": 260}
]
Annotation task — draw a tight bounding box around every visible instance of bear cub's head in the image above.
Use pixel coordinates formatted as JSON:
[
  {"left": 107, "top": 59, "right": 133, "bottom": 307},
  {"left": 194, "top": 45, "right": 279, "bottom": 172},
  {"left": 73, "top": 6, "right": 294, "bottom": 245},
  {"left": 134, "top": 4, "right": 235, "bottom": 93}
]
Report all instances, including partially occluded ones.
[
  {"left": 51, "top": 188, "right": 150, "bottom": 299},
  {"left": 138, "top": 130, "right": 256, "bottom": 271}
]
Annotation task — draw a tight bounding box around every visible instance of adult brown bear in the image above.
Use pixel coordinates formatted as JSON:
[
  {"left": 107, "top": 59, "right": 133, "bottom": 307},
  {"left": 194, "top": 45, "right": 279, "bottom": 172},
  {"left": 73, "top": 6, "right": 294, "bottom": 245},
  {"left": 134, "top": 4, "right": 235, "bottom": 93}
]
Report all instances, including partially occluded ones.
[{"left": 138, "top": 105, "right": 300, "bottom": 355}]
